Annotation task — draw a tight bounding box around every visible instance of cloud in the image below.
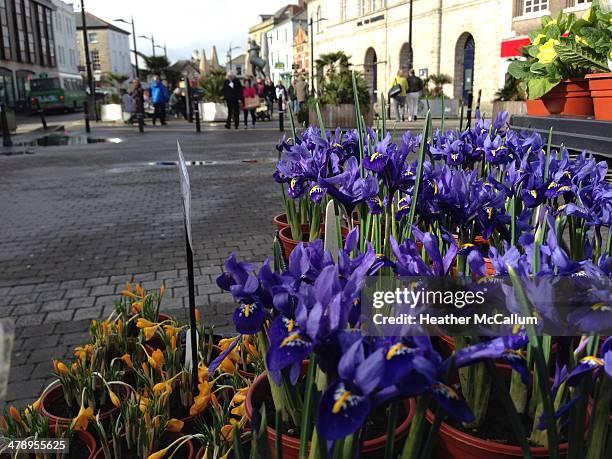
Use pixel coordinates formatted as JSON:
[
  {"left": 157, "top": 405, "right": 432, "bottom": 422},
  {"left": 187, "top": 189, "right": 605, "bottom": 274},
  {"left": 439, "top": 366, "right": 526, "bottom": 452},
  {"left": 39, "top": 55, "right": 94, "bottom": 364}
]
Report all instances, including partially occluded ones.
[{"left": 77, "top": 0, "right": 293, "bottom": 62}]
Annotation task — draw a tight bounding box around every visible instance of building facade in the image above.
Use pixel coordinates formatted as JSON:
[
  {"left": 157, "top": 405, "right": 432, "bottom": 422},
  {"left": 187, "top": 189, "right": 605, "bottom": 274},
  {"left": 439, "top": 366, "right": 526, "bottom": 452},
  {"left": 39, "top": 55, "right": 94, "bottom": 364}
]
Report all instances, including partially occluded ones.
[
  {"left": 501, "top": 0, "right": 593, "bottom": 59},
  {"left": 75, "top": 11, "right": 131, "bottom": 83},
  {"left": 51, "top": 0, "right": 79, "bottom": 82},
  {"left": 293, "top": 21, "right": 309, "bottom": 77},
  {"left": 0, "top": 0, "right": 59, "bottom": 110},
  {"left": 308, "top": 0, "right": 514, "bottom": 114}
]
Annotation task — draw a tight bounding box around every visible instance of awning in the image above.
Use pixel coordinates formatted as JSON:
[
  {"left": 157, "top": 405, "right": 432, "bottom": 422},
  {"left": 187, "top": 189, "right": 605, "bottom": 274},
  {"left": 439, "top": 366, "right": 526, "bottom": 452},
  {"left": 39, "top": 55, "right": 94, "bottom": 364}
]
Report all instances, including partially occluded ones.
[{"left": 501, "top": 37, "right": 531, "bottom": 58}]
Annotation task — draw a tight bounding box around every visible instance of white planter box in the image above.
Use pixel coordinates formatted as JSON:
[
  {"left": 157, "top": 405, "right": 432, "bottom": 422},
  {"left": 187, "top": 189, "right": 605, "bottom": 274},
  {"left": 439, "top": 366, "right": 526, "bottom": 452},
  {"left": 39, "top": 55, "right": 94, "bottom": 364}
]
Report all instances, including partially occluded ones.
[
  {"left": 101, "top": 104, "right": 123, "bottom": 122},
  {"left": 202, "top": 102, "right": 227, "bottom": 122}
]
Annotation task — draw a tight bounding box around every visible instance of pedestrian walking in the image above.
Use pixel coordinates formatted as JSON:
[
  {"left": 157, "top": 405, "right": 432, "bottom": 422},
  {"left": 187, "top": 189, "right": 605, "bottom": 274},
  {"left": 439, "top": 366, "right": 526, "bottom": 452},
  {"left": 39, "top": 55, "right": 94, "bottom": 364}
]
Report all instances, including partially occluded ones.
[
  {"left": 130, "top": 79, "right": 145, "bottom": 125},
  {"left": 389, "top": 70, "right": 409, "bottom": 122},
  {"left": 242, "top": 78, "right": 258, "bottom": 129},
  {"left": 264, "top": 77, "right": 276, "bottom": 115},
  {"left": 294, "top": 76, "right": 308, "bottom": 112},
  {"left": 120, "top": 89, "right": 132, "bottom": 124},
  {"left": 288, "top": 79, "right": 298, "bottom": 114},
  {"left": 255, "top": 78, "right": 265, "bottom": 97},
  {"left": 275, "top": 80, "right": 287, "bottom": 111},
  {"left": 407, "top": 69, "right": 424, "bottom": 122},
  {"left": 150, "top": 74, "right": 170, "bottom": 125},
  {"left": 170, "top": 88, "right": 187, "bottom": 120},
  {"left": 223, "top": 72, "right": 243, "bottom": 129}
]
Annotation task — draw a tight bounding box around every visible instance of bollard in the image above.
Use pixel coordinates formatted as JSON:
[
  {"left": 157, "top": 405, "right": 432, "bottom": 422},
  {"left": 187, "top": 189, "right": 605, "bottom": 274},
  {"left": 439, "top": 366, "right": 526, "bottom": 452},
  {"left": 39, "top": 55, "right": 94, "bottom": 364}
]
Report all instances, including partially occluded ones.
[
  {"left": 0, "top": 103, "right": 13, "bottom": 147},
  {"left": 465, "top": 92, "right": 474, "bottom": 130},
  {"left": 83, "top": 100, "right": 91, "bottom": 134},
  {"left": 278, "top": 98, "right": 284, "bottom": 132},
  {"left": 38, "top": 109, "right": 47, "bottom": 130},
  {"left": 193, "top": 96, "right": 201, "bottom": 133},
  {"left": 138, "top": 108, "right": 144, "bottom": 133}
]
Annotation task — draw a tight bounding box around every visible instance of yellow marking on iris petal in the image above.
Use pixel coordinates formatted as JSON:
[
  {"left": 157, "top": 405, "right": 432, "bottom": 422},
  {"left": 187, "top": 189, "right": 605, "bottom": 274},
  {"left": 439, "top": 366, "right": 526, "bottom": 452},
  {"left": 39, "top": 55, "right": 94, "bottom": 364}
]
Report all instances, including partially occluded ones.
[
  {"left": 333, "top": 143, "right": 342, "bottom": 148},
  {"left": 557, "top": 204, "right": 567, "bottom": 212},
  {"left": 280, "top": 333, "right": 302, "bottom": 347},
  {"left": 310, "top": 185, "right": 322, "bottom": 196},
  {"left": 244, "top": 304, "right": 251, "bottom": 317},
  {"left": 287, "top": 319, "right": 295, "bottom": 332},
  {"left": 591, "top": 302, "right": 608, "bottom": 311},
  {"left": 370, "top": 151, "right": 381, "bottom": 161},
  {"left": 432, "top": 182, "right": 438, "bottom": 195},
  {"left": 564, "top": 171, "right": 572, "bottom": 178},
  {"left": 486, "top": 207, "right": 494, "bottom": 219},
  {"left": 290, "top": 178, "right": 298, "bottom": 188},
  {"left": 580, "top": 356, "right": 604, "bottom": 366},
  {"left": 530, "top": 190, "right": 537, "bottom": 198},
  {"left": 548, "top": 181, "right": 557, "bottom": 189},
  {"left": 434, "top": 383, "right": 459, "bottom": 400},
  {"left": 386, "top": 343, "right": 407, "bottom": 360},
  {"left": 558, "top": 186, "right": 571, "bottom": 192},
  {"left": 462, "top": 243, "right": 475, "bottom": 249},
  {"left": 332, "top": 390, "right": 352, "bottom": 414},
  {"left": 451, "top": 154, "right": 458, "bottom": 161}
]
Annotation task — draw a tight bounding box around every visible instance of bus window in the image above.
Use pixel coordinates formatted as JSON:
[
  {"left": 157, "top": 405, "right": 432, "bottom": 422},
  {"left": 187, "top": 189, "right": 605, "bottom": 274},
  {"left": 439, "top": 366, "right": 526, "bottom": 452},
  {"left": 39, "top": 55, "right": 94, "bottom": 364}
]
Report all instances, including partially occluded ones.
[{"left": 30, "top": 78, "right": 61, "bottom": 91}]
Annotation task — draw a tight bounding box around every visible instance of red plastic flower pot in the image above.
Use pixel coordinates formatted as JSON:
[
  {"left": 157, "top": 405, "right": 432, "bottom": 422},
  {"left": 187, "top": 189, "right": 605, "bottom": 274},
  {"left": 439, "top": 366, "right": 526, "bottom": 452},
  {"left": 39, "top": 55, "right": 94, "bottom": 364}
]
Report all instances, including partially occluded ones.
[
  {"left": 586, "top": 72, "right": 612, "bottom": 121},
  {"left": 273, "top": 213, "right": 289, "bottom": 232},
  {"left": 424, "top": 364, "right": 574, "bottom": 459},
  {"left": 278, "top": 224, "right": 349, "bottom": 259},
  {"left": 526, "top": 78, "right": 594, "bottom": 117},
  {"left": 77, "top": 430, "right": 98, "bottom": 459},
  {"left": 40, "top": 383, "right": 126, "bottom": 428},
  {"left": 245, "top": 372, "right": 415, "bottom": 459}
]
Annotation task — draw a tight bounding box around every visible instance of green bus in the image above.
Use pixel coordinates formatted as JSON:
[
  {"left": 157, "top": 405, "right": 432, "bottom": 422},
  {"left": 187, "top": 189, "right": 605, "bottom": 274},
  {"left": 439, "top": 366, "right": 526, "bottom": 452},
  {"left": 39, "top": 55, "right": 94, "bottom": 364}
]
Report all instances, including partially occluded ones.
[{"left": 30, "top": 77, "right": 87, "bottom": 112}]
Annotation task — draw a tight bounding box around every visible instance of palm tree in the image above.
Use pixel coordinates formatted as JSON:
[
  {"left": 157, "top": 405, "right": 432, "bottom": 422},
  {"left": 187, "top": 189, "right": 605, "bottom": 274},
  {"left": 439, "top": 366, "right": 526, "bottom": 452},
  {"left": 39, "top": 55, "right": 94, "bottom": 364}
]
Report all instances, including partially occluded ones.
[{"left": 423, "top": 74, "right": 452, "bottom": 98}]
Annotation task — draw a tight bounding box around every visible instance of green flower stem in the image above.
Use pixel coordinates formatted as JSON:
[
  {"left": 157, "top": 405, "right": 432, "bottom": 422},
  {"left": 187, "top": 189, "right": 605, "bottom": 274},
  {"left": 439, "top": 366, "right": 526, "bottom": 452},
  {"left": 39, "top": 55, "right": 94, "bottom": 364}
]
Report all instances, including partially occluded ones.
[
  {"left": 299, "top": 360, "right": 318, "bottom": 459},
  {"left": 400, "top": 395, "right": 430, "bottom": 459},
  {"left": 406, "top": 110, "right": 431, "bottom": 239},
  {"left": 383, "top": 401, "right": 399, "bottom": 459},
  {"left": 586, "top": 375, "right": 611, "bottom": 459}
]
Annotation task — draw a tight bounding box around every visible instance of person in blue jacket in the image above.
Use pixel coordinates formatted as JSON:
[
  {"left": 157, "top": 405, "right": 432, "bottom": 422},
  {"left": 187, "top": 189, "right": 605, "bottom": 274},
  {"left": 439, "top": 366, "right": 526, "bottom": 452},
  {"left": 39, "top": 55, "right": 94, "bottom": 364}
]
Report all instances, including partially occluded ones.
[{"left": 149, "top": 73, "right": 169, "bottom": 125}]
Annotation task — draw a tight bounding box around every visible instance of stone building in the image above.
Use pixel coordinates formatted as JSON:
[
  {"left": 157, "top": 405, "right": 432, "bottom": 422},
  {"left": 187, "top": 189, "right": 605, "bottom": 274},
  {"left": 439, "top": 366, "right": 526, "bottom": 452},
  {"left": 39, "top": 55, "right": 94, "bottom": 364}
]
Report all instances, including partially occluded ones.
[
  {"left": 294, "top": 20, "right": 310, "bottom": 77},
  {"left": 267, "top": 4, "right": 308, "bottom": 84},
  {"left": 0, "top": 0, "right": 59, "bottom": 110},
  {"left": 75, "top": 11, "right": 131, "bottom": 82},
  {"left": 501, "top": 0, "right": 593, "bottom": 59},
  {"left": 51, "top": 0, "right": 79, "bottom": 84},
  {"left": 307, "top": 0, "right": 515, "bottom": 114}
]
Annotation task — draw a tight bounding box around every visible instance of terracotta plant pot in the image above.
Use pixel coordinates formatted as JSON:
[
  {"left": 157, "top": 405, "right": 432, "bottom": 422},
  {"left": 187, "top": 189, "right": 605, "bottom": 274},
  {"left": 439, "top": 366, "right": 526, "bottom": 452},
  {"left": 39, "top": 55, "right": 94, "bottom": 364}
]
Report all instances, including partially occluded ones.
[
  {"left": 40, "top": 383, "right": 127, "bottom": 428},
  {"left": 92, "top": 432, "right": 195, "bottom": 458},
  {"left": 586, "top": 72, "right": 612, "bottom": 121},
  {"left": 279, "top": 224, "right": 349, "bottom": 259},
  {"left": 77, "top": 430, "right": 98, "bottom": 459},
  {"left": 245, "top": 372, "right": 415, "bottom": 459},
  {"left": 425, "top": 364, "right": 572, "bottom": 458},
  {"left": 273, "top": 213, "right": 289, "bottom": 232},
  {"left": 526, "top": 78, "right": 594, "bottom": 117}
]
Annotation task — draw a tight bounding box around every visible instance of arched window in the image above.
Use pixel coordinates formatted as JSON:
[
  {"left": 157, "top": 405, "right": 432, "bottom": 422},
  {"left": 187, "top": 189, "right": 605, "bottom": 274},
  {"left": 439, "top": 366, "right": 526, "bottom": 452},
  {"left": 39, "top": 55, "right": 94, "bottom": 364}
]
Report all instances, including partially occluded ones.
[
  {"left": 453, "top": 33, "right": 475, "bottom": 102},
  {"left": 364, "top": 47, "right": 378, "bottom": 102}
]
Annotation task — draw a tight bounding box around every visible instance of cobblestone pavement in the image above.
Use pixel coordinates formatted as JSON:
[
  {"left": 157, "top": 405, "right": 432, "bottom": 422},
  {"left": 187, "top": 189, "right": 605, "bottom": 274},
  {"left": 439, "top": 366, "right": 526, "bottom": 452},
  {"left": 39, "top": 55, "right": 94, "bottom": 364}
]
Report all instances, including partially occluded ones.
[{"left": 0, "top": 119, "right": 286, "bottom": 408}]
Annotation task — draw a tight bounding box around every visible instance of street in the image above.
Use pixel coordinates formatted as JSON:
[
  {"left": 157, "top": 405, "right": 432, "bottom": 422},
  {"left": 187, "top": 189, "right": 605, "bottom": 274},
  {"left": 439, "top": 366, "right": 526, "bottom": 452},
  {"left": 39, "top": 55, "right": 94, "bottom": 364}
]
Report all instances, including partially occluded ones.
[{"left": 0, "top": 117, "right": 286, "bottom": 407}]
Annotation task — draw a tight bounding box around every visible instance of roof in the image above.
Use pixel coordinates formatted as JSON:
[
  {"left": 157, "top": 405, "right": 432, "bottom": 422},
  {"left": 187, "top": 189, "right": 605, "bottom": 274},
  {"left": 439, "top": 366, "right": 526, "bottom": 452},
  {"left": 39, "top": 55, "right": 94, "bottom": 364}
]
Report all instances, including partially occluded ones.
[{"left": 75, "top": 12, "right": 130, "bottom": 35}]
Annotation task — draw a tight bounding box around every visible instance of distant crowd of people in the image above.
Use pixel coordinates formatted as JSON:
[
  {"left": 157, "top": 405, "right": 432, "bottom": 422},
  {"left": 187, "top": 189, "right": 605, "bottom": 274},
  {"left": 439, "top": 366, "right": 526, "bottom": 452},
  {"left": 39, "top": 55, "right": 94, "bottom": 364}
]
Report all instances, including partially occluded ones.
[
  {"left": 222, "top": 72, "right": 310, "bottom": 130},
  {"left": 121, "top": 73, "right": 187, "bottom": 126}
]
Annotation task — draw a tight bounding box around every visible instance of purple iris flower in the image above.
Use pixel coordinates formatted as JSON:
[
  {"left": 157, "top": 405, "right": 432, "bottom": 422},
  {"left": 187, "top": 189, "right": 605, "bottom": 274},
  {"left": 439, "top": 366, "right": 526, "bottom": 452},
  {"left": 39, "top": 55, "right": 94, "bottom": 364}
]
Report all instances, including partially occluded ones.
[
  {"left": 364, "top": 133, "right": 392, "bottom": 172},
  {"left": 390, "top": 231, "right": 458, "bottom": 277},
  {"left": 484, "top": 134, "right": 511, "bottom": 164},
  {"left": 319, "top": 156, "right": 379, "bottom": 215}
]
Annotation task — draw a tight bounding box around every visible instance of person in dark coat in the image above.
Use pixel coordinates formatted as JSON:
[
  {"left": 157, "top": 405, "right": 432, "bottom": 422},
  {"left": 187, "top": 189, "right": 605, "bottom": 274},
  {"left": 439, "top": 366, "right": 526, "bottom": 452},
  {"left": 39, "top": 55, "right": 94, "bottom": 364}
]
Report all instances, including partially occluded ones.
[
  {"left": 130, "top": 79, "right": 145, "bottom": 125},
  {"left": 223, "top": 72, "right": 243, "bottom": 129}
]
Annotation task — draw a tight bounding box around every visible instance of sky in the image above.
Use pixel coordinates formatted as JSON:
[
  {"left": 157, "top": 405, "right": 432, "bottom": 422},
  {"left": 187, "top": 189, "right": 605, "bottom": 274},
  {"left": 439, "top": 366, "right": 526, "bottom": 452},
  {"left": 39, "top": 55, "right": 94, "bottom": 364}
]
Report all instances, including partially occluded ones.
[{"left": 75, "top": 0, "right": 293, "bottom": 63}]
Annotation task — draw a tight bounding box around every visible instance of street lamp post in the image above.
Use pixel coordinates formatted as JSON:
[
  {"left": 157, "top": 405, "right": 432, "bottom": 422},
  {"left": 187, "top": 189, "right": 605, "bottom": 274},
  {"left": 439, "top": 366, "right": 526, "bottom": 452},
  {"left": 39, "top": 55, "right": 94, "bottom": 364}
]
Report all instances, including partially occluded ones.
[
  {"left": 409, "top": 0, "right": 413, "bottom": 69},
  {"left": 114, "top": 16, "right": 140, "bottom": 79},
  {"left": 155, "top": 44, "right": 167, "bottom": 59},
  {"left": 227, "top": 43, "right": 241, "bottom": 73},
  {"left": 80, "top": 0, "right": 96, "bottom": 130},
  {"left": 140, "top": 34, "right": 156, "bottom": 56}
]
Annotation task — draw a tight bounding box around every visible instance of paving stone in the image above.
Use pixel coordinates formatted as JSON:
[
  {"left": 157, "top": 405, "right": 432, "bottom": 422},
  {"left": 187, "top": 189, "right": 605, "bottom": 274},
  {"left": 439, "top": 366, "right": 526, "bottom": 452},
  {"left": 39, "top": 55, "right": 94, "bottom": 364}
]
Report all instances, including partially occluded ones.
[
  {"left": 10, "top": 292, "right": 39, "bottom": 305},
  {"left": 67, "top": 297, "right": 96, "bottom": 309},
  {"left": 41, "top": 299, "right": 70, "bottom": 311},
  {"left": 90, "top": 284, "right": 115, "bottom": 296},
  {"left": 7, "top": 364, "right": 34, "bottom": 382},
  {"left": 59, "top": 279, "right": 85, "bottom": 290},
  {"left": 94, "top": 294, "right": 119, "bottom": 307},
  {"left": 59, "top": 331, "right": 90, "bottom": 346},
  {"left": 73, "top": 307, "right": 103, "bottom": 321},
  {"left": 84, "top": 276, "right": 109, "bottom": 287},
  {"left": 64, "top": 288, "right": 91, "bottom": 299},
  {"left": 15, "top": 314, "right": 45, "bottom": 327},
  {"left": 38, "top": 290, "right": 65, "bottom": 301},
  {"left": 23, "top": 335, "right": 60, "bottom": 349},
  {"left": 45, "top": 309, "right": 75, "bottom": 324},
  {"left": 9, "top": 284, "right": 35, "bottom": 295}
]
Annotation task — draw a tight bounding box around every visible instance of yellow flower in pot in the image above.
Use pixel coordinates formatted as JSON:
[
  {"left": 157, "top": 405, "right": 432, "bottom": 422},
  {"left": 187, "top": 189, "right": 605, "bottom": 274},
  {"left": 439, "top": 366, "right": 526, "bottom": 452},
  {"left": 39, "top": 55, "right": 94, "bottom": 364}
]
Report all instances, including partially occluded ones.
[{"left": 536, "top": 39, "right": 559, "bottom": 64}]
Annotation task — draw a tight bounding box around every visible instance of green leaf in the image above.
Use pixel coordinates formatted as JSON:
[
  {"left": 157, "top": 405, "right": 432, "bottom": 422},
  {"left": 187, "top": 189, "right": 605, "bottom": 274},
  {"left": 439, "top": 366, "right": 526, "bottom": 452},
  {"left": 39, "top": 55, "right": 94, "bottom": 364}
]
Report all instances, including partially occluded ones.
[
  {"left": 555, "top": 42, "right": 609, "bottom": 73},
  {"left": 528, "top": 77, "right": 560, "bottom": 99},
  {"left": 508, "top": 61, "right": 532, "bottom": 81}
]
